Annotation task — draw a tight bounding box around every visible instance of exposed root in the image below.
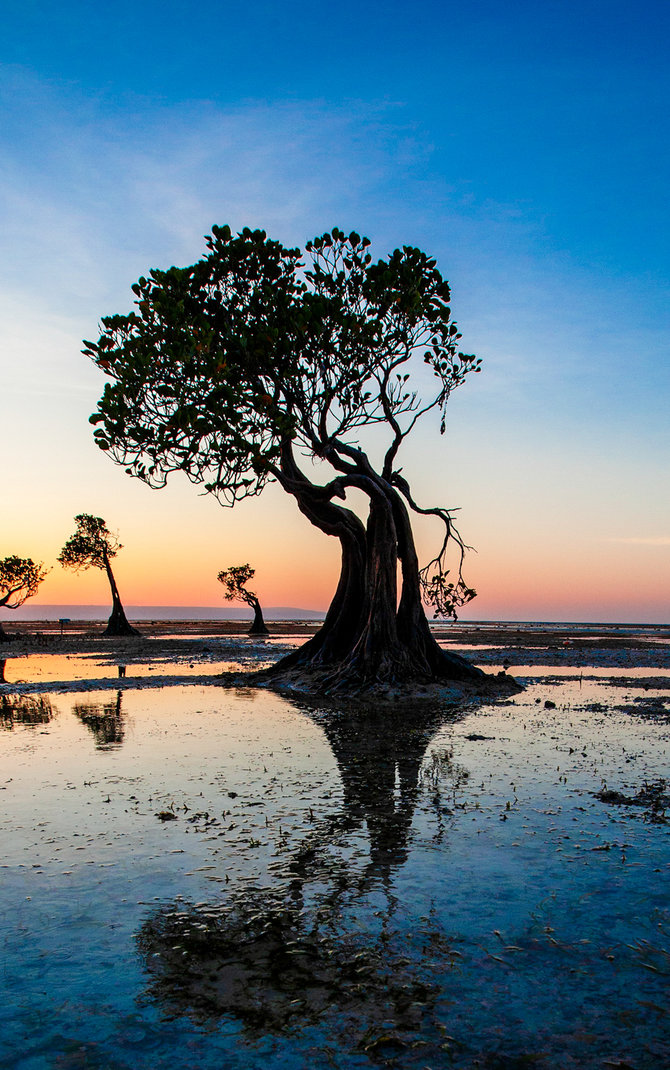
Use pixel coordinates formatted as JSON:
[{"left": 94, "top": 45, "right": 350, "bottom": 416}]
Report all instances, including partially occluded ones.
[{"left": 240, "top": 662, "right": 523, "bottom": 704}]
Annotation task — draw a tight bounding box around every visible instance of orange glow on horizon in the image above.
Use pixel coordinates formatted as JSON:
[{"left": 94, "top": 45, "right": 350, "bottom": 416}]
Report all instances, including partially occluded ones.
[{"left": 3, "top": 478, "right": 668, "bottom": 625}]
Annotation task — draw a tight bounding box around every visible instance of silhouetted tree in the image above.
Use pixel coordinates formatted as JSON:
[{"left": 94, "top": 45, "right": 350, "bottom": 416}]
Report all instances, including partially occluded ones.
[
  {"left": 135, "top": 701, "right": 467, "bottom": 1042},
  {"left": 73, "top": 691, "right": 126, "bottom": 748},
  {"left": 217, "top": 563, "right": 269, "bottom": 636},
  {"left": 1, "top": 693, "right": 55, "bottom": 728},
  {"left": 86, "top": 226, "right": 486, "bottom": 691},
  {"left": 58, "top": 514, "right": 140, "bottom": 637},
  {"left": 0, "top": 556, "right": 49, "bottom": 641}
]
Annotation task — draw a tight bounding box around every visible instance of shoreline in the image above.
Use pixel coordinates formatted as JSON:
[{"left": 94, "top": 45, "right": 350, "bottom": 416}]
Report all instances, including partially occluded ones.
[{"left": 1, "top": 620, "right": 669, "bottom": 701}]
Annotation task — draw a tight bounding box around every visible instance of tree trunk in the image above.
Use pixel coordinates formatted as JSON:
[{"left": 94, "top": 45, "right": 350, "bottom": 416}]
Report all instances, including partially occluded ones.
[
  {"left": 102, "top": 554, "right": 140, "bottom": 637},
  {"left": 267, "top": 447, "right": 367, "bottom": 673},
  {"left": 327, "top": 490, "right": 416, "bottom": 686},
  {"left": 264, "top": 443, "right": 489, "bottom": 692},
  {"left": 248, "top": 597, "right": 269, "bottom": 636},
  {"left": 391, "top": 486, "right": 483, "bottom": 681},
  {"left": 310, "top": 484, "right": 483, "bottom": 689}
]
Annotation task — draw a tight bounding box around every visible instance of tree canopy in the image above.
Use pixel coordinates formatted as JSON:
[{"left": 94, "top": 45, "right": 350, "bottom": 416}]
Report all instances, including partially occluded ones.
[
  {"left": 86, "top": 226, "right": 486, "bottom": 690},
  {"left": 58, "top": 514, "right": 121, "bottom": 572},
  {"left": 58, "top": 514, "right": 139, "bottom": 637},
  {"left": 0, "top": 555, "right": 49, "bottom": 641}
]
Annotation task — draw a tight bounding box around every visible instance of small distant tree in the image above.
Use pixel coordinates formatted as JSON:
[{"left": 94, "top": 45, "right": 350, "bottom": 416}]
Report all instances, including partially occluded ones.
[
  {"left": 0, "top": 556, "right": 49, "bottom": 642},
  {"left": 217, "top": 564, "right": 269, "bottom": 636},
  {"left": 58, "top": 514, "right": 140, "bottom": 637}
]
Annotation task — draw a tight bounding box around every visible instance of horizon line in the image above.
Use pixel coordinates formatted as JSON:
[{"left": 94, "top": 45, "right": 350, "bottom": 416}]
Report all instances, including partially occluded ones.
[{"left": 1, "top": 604, "right": 667, "bottom": 627}]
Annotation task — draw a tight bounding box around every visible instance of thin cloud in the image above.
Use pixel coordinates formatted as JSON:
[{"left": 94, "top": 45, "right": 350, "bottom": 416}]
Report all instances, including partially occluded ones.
[{"left": 608, "top": 537, "right": 670, "bottom": 546}]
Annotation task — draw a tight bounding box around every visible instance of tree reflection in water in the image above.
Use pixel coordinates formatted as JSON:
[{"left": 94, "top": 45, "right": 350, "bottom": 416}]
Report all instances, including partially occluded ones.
[
  {"left": 136, "top": 700, "right": 469, "bottom": 1051},
  {"left": 1, "top": 692, "right": 55, "bottom": 728},
  {"left": 73, "top": 690, "right": 126, "bottom": 748}
]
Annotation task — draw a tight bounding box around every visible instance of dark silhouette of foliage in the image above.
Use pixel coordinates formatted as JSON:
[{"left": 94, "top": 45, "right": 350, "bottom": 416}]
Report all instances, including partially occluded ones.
[
  {"left": 1, "top": 693, "right": 55, "bottom": 728},
  {"left": 58, "top": 514, "right": 140, "bottom": 637},
  {"left": 86, "top": 225, "right": 485, "bottom": 690},
  {"left": 217, "top": 563, "right": 269, "bottom": 635},
  {"left": 0, "top": 555, "right": 49, "bottom": 641},
  {"left": 136, "top": 701, "right": 468, "bottom": 1046},
  {"left": 73, "top": 691, "right": 126, "bottom": 748}
]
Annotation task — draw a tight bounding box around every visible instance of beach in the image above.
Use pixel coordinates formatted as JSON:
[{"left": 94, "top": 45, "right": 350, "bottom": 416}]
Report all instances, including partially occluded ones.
[{"left": 1, "top": 621, "right": 669, "bottom": 1068}]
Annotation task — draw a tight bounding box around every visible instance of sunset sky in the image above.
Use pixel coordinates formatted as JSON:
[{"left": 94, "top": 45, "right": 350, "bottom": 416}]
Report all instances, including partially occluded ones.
[{"left": 1, "top": 0, "right": 668, "bottom": 623}]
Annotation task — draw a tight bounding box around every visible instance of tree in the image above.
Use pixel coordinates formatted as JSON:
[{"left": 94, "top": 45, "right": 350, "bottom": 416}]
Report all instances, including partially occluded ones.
[
  {"left": 58, "top": 514, "right": 140, "bottom": 637},
  {"left": 86, "top": 225, "right": 489, "bottom": 691},
  {"left": 217, "top": 564, "right": 269, "bottom": 636},
  {"left": 0, "top": 556, "right": 49, "bottom": 641}
]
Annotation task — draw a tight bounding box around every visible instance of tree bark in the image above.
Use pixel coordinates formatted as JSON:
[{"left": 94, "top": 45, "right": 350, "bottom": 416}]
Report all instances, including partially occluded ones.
[
  {"left": 391, "top": 486, "right": 482, "bottom": 680},
  {"left": 266, "top": 446, "right": 367, "bottom": 672},
  {"left": 263, "top": 442, "right": 487, "bottom": 691},
  {"left": 102, "top": 553, "right": 140, "bottom": 637},
  {"left": 327, "top": 489, "right": 414, "bottom": 685},
  {"left": 313, "top": 482, "right": 484, "bottom": 688},
  {"left": 248, "top": 597, "right": 269, "bottom": 636}
]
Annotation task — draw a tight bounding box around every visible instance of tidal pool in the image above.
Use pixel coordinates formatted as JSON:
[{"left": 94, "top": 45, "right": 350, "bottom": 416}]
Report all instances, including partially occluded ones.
[
  {"left": 0, "top": 647, "right": 281, "bottom": 687},
  {"left": 1, "top": 674, "right": 669, "bottom": 1069}
]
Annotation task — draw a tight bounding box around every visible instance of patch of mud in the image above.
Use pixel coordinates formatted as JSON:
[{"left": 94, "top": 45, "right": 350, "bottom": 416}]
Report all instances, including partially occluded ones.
[
  {"left": 595, "top": 778, "right": 669, "bottom": 823},
  {"left": 614, "top": 696, "right": 670, "bottom": 722},
  {"left": 608, "top": 676, "right": 670, "bottom": 691}
]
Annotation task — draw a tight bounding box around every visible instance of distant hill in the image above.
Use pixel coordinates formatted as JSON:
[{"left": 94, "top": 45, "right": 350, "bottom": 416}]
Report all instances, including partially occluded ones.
[{"left": 0, "top": 604, "right": 326, "bottom": 622}]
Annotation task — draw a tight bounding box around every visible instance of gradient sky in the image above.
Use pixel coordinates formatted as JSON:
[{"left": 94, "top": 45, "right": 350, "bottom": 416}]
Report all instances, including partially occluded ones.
[{"left": 1, "top": 0, "right": 668, "bottom": 622}]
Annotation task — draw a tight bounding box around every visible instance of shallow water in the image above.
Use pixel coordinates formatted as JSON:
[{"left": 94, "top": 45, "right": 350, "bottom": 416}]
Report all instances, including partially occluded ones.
[
  {"left": 1, "top": 673, "right": 669, "bottom": 1069},
  {"left": 1, "top": 653, "right": 262, "bottom": 685},
  {"left": 0, "top": 640, "right": 289, "bottom": 683},
  {"left": 509, "top": 663, "right": 670, "bottom": 679}
]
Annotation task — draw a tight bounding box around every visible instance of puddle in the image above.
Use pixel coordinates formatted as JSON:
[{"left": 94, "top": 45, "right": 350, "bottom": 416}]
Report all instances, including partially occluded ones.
[
  {"left": 1, "top": 674, "right": 669, "bottom": 1068},
  {"left": 0, "top": 652, "right": 277, "bottom": 686},
  {"left": 6, "top": 650, "right": 669, "bottom": 691},
  {"left": 504, "top": 664, "right": 670, "bottom": 679}
]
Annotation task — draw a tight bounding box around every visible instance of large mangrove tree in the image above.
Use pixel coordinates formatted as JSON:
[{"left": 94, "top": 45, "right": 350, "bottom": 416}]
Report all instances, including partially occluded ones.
[{"left": 87, "top": 226, "right": 486, "bottom": 689}]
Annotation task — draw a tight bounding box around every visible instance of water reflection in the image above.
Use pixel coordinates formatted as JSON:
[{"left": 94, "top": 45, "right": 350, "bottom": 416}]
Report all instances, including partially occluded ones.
[
  {"left": 137, "top": 887, "right": 449, "bottom": 1042},
  {"left": 311, "top": 701, "right": 452, "bottom": 876},
  {"left": 0, "top": 692, "right": 55, "bottom": 728},
  {"left": 136, "top": 701, "right": 468, "bottom": 1046},
  {"left": 73, "top": 690, "right": 126, "bottom": 748}
]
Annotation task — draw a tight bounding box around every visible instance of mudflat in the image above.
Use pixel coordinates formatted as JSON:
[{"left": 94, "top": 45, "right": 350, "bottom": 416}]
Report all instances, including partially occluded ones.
[{"left": 1, "top": 619, "right": 669, "bottom": 1068}]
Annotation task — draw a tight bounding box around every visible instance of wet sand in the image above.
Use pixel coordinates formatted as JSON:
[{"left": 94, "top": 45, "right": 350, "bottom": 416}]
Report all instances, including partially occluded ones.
[
  {"left": 1, "top": 620, "right": 669, "bottom": 1068},
  {"left": 1, "top": 618, "right": 669, "bottom": 696}
]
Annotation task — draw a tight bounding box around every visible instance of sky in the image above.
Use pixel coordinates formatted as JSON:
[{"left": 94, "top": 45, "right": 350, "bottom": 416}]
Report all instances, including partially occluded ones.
[{"left": 1, "top": 0, "right": 668, "bottom": 623}]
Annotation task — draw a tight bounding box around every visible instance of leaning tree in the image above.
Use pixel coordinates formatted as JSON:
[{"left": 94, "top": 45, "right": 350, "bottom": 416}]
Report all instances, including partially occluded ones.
[
  {"left": 0, "top": 556, "right": 49, "bottom": 641},
  {"left": 86, "top": 225, "right": 487, "bottom": 689},
  {"left": 58, "top": 514, "right": 140, "bottom": 637},
  {"left": 218, "top": 564, "right": 269, "bottom": 636}
]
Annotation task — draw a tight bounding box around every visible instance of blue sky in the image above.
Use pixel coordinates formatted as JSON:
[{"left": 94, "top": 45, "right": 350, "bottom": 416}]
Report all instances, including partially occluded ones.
[{"left": 1, "top": 0, "right": 668, "bottom": 620}]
